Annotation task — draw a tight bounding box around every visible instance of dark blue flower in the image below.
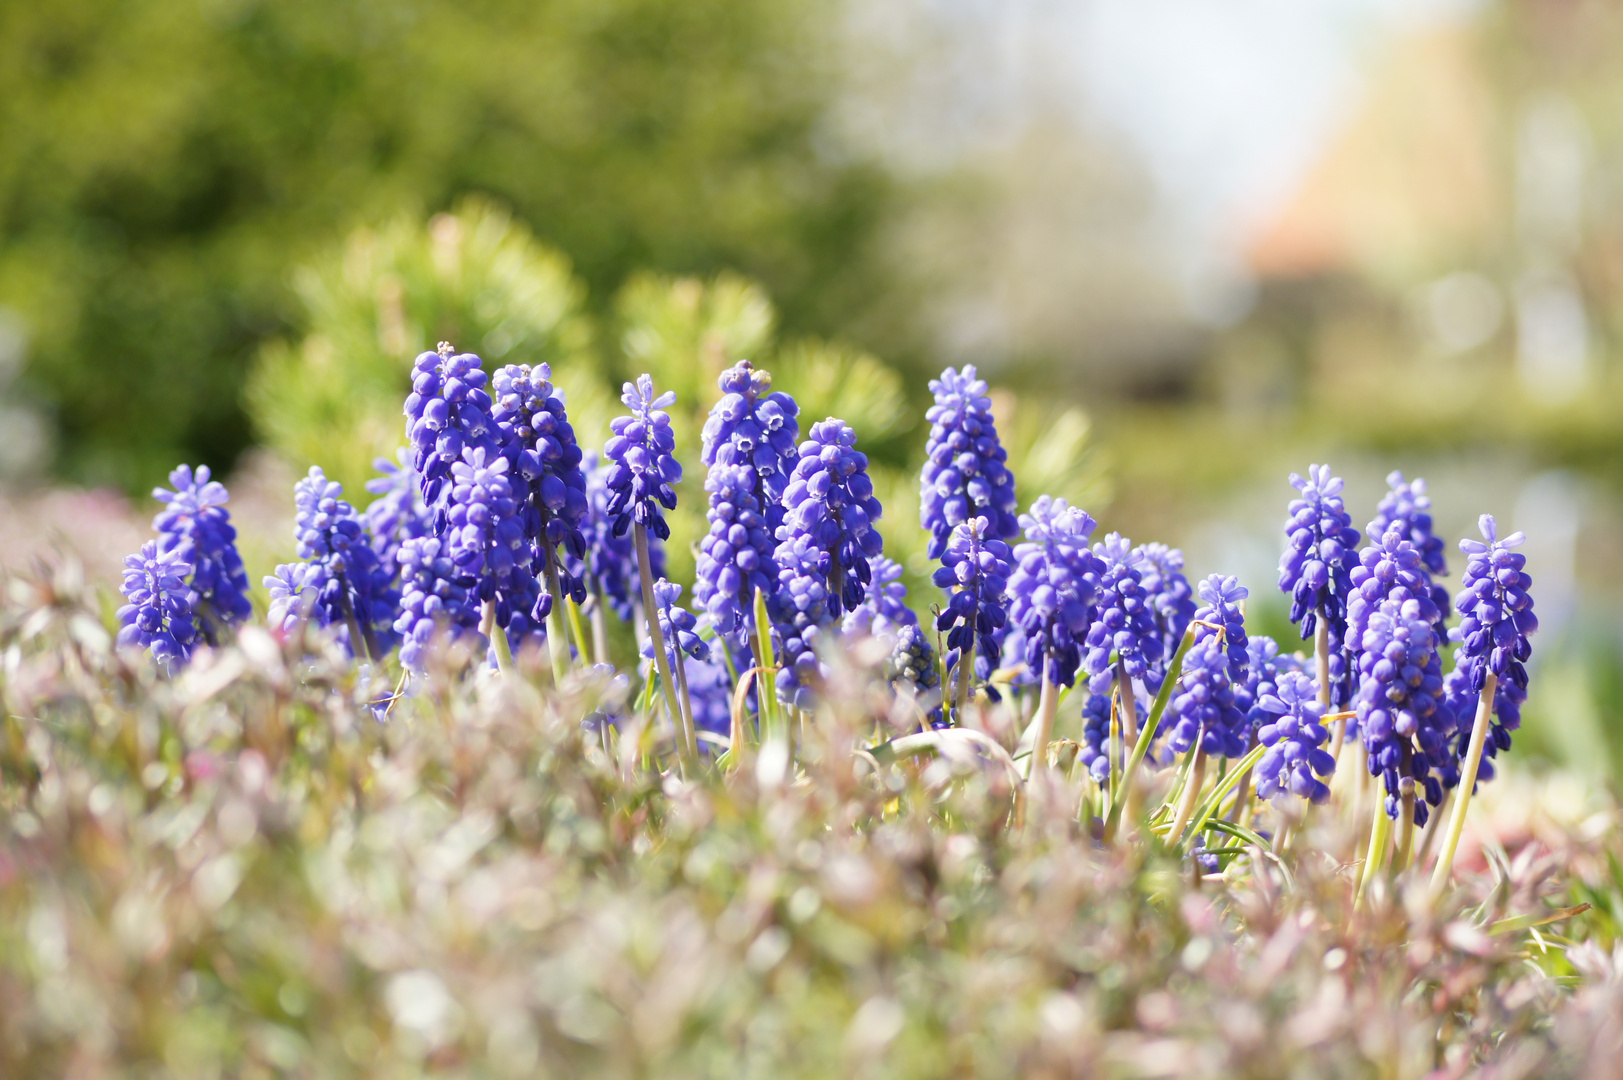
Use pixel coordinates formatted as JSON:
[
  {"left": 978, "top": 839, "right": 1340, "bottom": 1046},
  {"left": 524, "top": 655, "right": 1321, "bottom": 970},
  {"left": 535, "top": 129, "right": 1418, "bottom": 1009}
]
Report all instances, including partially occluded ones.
[
  {"left": 684, "top": 655, "right": 736, "bottom": 738},
  {"left": 920, "top": 365, "right": 1019, "bottom": 560},
  {"left": 1134, "top": 543, "right": 1195, "bottom": 675},
  {"left": 1077, "top": 683, "right": 1155, "bottom": 783},
  {"left": 1254, "top": 669, "right": 1335, "bottom": 803},
  {"left": 933, "top": 517, "right": 1013, "bottom": 690},
  {"left": 1193, "top": 574, "right": 1249, "bottom": 683},
  {"left": 1368, "top": 471, "right": 1448, "bottom": 581},
  {"left": 1236, "top": 635, "right": 1305, "bottom": 740},
  {"left": 772, "top": 418, "right": 885, "bottom": 706},
  {"left": 646, "top": 578, "right": 710, "bottom": 665},
  {"left": 886, "top": 622, "right": 941, "bottom": 704},
  {"left": 365, "top": 449, "right": 433, "bottom": 582},
  {"left": 404, "top": 344, "right": 501, "bottom": 531},
  {"left": 567, "top": 452, "right": 665, "bottom": 624},
  {"left": 151, "top": 464, "right": 251, "bottom": 644},
  {"left": 1278, "top": 465, "right": 1361, "bottom": 639},
  {"left": 1161, "top": 634, "right": 1249, "bottom": 759},
  {"left": 1006, "top": 496, "right": 1103, "bottom": 687},
  {"left": 1356, "top": 598, "right": 1458, "bottom": 824},
  {"left": 1084, "top": 534, "right": 1164, "bottom": 694},
  {"left": 117, "top": 541, "right": 197, "bottom": 670},
  {"left": 1452, "top": 515, "right": 1537, "bottom": 695},
  {"left": 701, "top": 359, "right": 801, "bottom": 535},
  {"left": 604, "top": 374, "right": 682, "bottom": 541},
  {"left": 491, "top": 363, "right": 590, "bottom": 603},
  {"left": 393, "top": 535, "right": 483, "bottom": 673},
  {"left": 843, "top": 555, "right": 917, "bottom": 638},
  {"left": 287, "top": 467, "right": 400, "bottom": 657},
  {"left": 266, "top": 561, "right": 329, "bottom": 635},
  {"left": 694, "top": 461, "right": 779, "bottom": 652}
]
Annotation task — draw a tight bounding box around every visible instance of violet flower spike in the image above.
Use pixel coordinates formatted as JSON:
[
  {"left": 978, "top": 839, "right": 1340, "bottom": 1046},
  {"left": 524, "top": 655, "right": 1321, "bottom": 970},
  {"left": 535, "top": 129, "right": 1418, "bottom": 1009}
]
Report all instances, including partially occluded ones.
[
  {"left": 1255, "top": 669, "right": 1336, "bottom": 804},
  {"left": 920, "top": 365, "right": 1019, "bottom": 560},
  {"left": 403, "top": 343, "right": 500, "bottom": 532},
  {"left": 151, "top": 463, "right": 251, "bottom": 645},
  {"left": 117, "top": 540, "right": 197, "bottom": 670},
  {"left": 1085, "top": 533, "right": 1165, "bottom": 695}
]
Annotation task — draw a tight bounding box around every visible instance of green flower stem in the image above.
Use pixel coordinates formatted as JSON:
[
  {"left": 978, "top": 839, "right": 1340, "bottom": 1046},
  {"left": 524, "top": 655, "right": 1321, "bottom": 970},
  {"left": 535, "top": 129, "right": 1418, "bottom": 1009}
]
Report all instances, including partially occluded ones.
[
  {"left": 1394, "top": 778, "right": 1416, "bottom": 872},
  {"left": 954, "top": 637, "right": 975, "bottom": 724},
  {"left": 635, "top": 523, "right": 695, "bottom": 769},
  {"left": 589, "top": 587, "right": 610, "bottom": 666},
  {"left": 1027, "top": 662, "right": 1058, "bottom": 779},
  {"left": 481, "top": 598, "right": 515, "bottom": 676},
  {"left": 1104, "top": 625, "right": 1197, "bottom": 844},
  {"left": 1430, "top": 670, "right": 1498, "bottom": 895},
  {"left": 1182, "top": 741, "right": 1267, "bottom": 850},
  {"left": 541, "top": 555, "right": 572, "bottom": 683},
  {"left": 1166, "top": 747, "right": 1207, "bottom": 844},
  {"left": 752, "top": 585, "right": 782, "bottom": 745},
  {"left": 1317, "top": 617, "right": 1346, "bottom": 762},
  {"left": 1356, "top": 805, "right": 1392, "bottom": 907}
]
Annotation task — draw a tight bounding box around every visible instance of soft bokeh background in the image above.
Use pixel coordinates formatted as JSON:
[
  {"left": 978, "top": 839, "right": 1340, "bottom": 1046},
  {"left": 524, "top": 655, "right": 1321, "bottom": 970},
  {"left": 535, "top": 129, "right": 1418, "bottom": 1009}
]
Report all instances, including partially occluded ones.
[{"left": 2, "top": 0, "right": 1620, "bottom": 776}]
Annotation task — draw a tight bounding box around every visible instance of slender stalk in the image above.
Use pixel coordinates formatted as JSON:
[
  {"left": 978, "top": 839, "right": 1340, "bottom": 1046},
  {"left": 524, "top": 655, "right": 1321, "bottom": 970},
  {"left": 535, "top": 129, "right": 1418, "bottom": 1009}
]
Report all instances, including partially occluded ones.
[
  {"left": 1317, "top": 616, "right": 1347, "bottom": 765},
  {"left": 335, "top": 580, "right": 377, "bottom": 665},
  {"left": 1394, "top": 778, "right": 1416, "bottom": 872},
  {"left": 752, "top": 586, "right": 781, "bottom": 744},
  {"left": 1356, "top": 806, "right": 1393, "bottom": 907},
  {"left": 1167, "top": 748, "right": 1207, "bottom": 844},
  {"left": 1104, "top": 625, "right": 1198, "bottom": 842},
  {"left": 1430, "top": 671, "right": 1498, "bottom": 894},
  {"left": 673, "top": 647, "right": 696, "bottom": 751},
  {"left": 564, "top": 596, "right": 592, "bottom": 667},
  {"left": 1414, "top": 787, "right": 1450, "bottom": 870},
  {"left": 589, "top": 589, "right": 609, "bottom": 666},
  {"left": 481, "top": 598, "right": 514, "bottom": 675},
  {"left": 1116, "top": 657, "right": 1138, "bottom": 753},
  {"left": 1028, "top": 661, "right": 1058, "bottom": 779},
  {"left": 541, "top": 555, "right": 571, "bottom": 683},
  {"left": 954, "top": 637, "right": 975, "bottom": 724},
  {"left": 634, "top": 524, "right": 694, "bottom": 768},
  {"left": 1107, "top": 689, "right": 1121, "bottom": 802}
]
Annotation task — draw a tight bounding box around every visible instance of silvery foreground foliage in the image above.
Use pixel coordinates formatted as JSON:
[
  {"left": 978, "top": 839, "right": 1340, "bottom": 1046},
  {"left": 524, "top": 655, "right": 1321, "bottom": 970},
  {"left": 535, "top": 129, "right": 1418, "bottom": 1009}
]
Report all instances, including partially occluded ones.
[{"left": 0, "top": 565, "right": 1603, "bottom": 1079}]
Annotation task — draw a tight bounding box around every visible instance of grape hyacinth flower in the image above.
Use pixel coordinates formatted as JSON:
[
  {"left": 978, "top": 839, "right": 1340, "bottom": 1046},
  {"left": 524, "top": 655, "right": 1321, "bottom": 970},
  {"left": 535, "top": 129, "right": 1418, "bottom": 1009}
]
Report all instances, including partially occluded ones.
[
  {"left": 1279, "top": 464, "right": 1361, "bottom": 708},
  {"left": 1346, "top": 532, "right": 1447, "bottom": 722},
  {"left": 491, "top": 363, "right": 590, "bottom": 621},
  {"left": 642, "top": 579, "right": 711, "bottom": 744},
  {"left": 1355, "top": 598, "right": 1457, "bottom": 864},
  {"left": 843, "top": 555, "right": 917, "bottom": 639},
  {"left": 933, "top": 517, "right": 1013, "bottom": 715},
  {"left": 151, "top": 464, "right": 252, "bottom": 644},
  {"left": 694, "top": 462, "right": 780, "bottom": 653},
  {"left": 567, "top": 452, "right": 665, "bottom": 639},
  {"left": 886, "top": 623, "right": 942, "bottom": 716},
  {"left": 683, "top": 656, "right": 736, "bottom": 739},
  {"left": 404, "top": 343, "right": 500, "bottom": 530},
  {"left": 365, "top": 449, "right": 432, "bottom": 581},
  {"left": 117, "top": 541, "right": 197, "bottom": 670},
  {"left": 1254, "top": 669, "right": 1336, "bottom": 804},
  {"left": 605, "top": 375, "right": 693, "bottom": 760},
  {"left": 920, "top": 365, "right": 1019, "bottom": 560},
  {"left": 605, "top": 375, "right": 682, "bottom": 542},
  {"left": 289, "top": 467, "right": 400, "bottom": 660},
  {"left": 1192, "top": 574, "right": 1250, "bottom": 683},
  {"left": 444, "top": 447, "right": 546, "bottom": 667},
  {"left": 1162, "top": 635, "right": 1250, "bottom": 760},
  {"left": 1368, "top": 471, "right": 1448, "bottom": 584},
  {"left": 1007, "top": 495, "right": 1103, "bottom": 770},
  {"left": 1085, "top": 534, "right": 1164, "bottom": 695},
  {"left": 1077, "top": 683, "right": 1155, "bottom": 784},
  {"left": 1134, "top": 543, "right": 1196, "bottom": 678},
  {"left": 772, "top": 418, "right": 885, "bottom": 708},
  {"left": 393, "top": 536, "right": 482, "bottom": 673},
  {"left": 1432, "top": 517, "right": 1538, "bottom": 890},
  {"left": 700, "top": 359, "right": 801, "bottom": 535},
  {"left": 265, "top": 562, "right": 328, "bottom": 636}
]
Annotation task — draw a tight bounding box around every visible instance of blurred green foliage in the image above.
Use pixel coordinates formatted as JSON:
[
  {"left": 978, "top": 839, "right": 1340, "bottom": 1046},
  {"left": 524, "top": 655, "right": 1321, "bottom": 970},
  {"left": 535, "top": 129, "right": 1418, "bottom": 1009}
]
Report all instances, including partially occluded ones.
[
  {"left": 0, "top": 0, "right": 898, "bottom": 489},
  {"left": 251, "top": 202, "right": 1109, "bottom": 621}
]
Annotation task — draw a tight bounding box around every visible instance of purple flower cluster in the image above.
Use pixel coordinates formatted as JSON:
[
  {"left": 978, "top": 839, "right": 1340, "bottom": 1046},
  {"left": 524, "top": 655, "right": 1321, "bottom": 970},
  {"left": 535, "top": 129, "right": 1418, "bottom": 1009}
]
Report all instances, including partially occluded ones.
[
  {"left": 117, "top": 542, "right": 196, "bottom": 669},
  {"left": 1278, "top": 465, "right": 1361, "bottom": 638},
  {"left": 1161, "top": 634, "right": 1248, "bottom": 759},
  {"left": 1134, "top": 543, "right": 1195, "bottom": 671},
  {"left": 647, "top": 579, "right": 710, "bottom": 665},
  {"left": 1077, "top": 683, "right": 1154, "bottom": 783},
  {"left": 701, "top": 360, "right": 800, "bottom": 534},
  {"left": 1007, "top": 496, "right": 1103, "bottom": 687},
  {"left": 491, "top": 363, "right": 590, "bottom": 597},
  {"left": 604, "top": 375, "right": 681, "bottom": 541},
  {"left": 1452, "top": 516, "right": 1537, "bottom": 695},
  {"left": 694, "top": 462, "right": 779, "bottom": 651},
  {"left": 365, "top": 449, "right": 432, "bottom": 580},
  {"left": 1356, "top": 599, "right": 1457, "bottom": 824},
  {"left": 920, "top": 366, "right": 1019, "bottom": 560},
  {"left": 1084, "top": 534, "right": 1164, "bottom": 694},
  {"left": 843, "top": 555, "right": 916, "bottom": 638},
  {"left": 278, "top": 466, "right": 399, "bottom": 657},
  {"left": 569, "top": 453, "right": 664, "bottom": 623},
  {"left": 393, "top": 536, "right": 482, "bottom": 672},
  {"left": 152, "top": 464, "right": 251, "bottom": 643},
  {"left": 1193, "top": 574, "right": 1249, "bottom": 683},
  {"left": 404, "top": 345, "right": 500, "bottom": 530},
  {"left": 1368, "top": 471, "right": 1447, "bottom": 583},
  {"left": 1254, "top": 670, "right": 1335, "bottom": 804},
  {"left": 886, "top": 623, "right": 940, "bottom": 704},
  {"left": 933, "top": 518, "right": 1013, "bottom": 686},
  {"left": 772, "top": 419, "right": 884, "bottom": 705}
]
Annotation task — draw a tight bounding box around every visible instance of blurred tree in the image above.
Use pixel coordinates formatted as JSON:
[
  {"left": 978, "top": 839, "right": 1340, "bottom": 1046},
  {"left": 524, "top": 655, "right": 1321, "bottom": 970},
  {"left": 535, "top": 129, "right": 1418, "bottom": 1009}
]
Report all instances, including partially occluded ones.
[{"left": 0, "top": 0, "right": 898, "bottom": 488}]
